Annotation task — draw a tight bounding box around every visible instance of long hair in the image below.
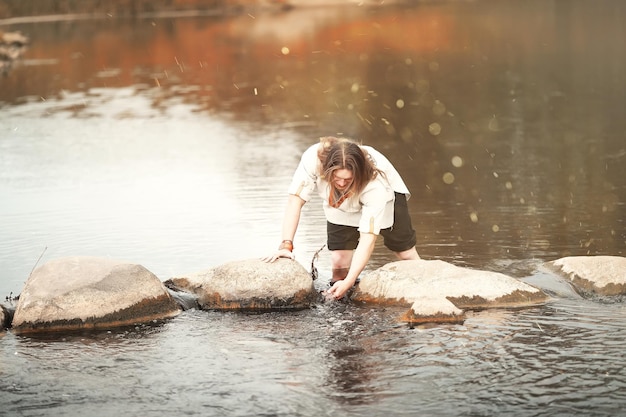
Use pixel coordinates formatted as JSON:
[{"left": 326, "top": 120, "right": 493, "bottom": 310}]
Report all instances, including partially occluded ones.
[{"left": 317, "top": 136, "right": 383, "bottom": 207}]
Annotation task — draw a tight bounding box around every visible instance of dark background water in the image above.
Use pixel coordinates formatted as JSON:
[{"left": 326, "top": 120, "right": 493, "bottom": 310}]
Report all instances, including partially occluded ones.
[{"left": 1, "top": 1, "right": 625, "bottom": 416}]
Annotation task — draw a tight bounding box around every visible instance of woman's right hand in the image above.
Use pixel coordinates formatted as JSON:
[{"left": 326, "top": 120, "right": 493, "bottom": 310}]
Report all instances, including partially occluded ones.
[{"left": 260, "top": 249, "right": 295, "bottom": 263}]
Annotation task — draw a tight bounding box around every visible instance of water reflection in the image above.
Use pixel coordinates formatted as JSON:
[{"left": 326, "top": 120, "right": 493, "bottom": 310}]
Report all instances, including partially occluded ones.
[
  {"left": 2, "top": 296, "right": 626, "bottom": 416},
  {"left": 0, "top": 95, "right": 307, "bottom": 292},
  {"left": 3, "top": 0, "right": 623, "bottom": 273}
]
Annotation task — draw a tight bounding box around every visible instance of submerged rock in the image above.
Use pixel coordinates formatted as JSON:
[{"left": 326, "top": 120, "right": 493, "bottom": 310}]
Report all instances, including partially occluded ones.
[
  {"left": 546, "top": 256, "right": 626, "bottom": 297},
  {"left": 166, "top": 258, "right": 316, "bottom": 310},
  {"left": 12, "top": 256, "right": 181, "bottom": 334},
  {"left": 353, "top": 259, "right": 549, "bottom": 325}
]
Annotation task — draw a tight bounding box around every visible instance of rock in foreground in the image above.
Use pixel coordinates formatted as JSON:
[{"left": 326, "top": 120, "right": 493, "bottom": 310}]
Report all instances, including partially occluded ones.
[
  {"left": 546, "top": 256, "right": 626, "bottom": 297},
  {"left": 353, "top": 259, "right": 549, "bottom": 325},
  {"left": 12, "top": 256, "right": 181, "bottom": 334},
  {"left": 166, "top": 258, "right": 316, "bottom": 310}
]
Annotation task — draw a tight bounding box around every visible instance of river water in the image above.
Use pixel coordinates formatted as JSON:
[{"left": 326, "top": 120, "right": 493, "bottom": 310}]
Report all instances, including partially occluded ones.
[{"left": 1, "top": 1, "right": 625, "bottom": 416}]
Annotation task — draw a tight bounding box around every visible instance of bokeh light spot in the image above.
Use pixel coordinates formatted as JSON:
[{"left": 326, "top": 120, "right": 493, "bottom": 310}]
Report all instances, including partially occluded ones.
[
  {"left": 428, "top": 122, "right": 441, "bottom": 136},
  {"left": 432, "top": 100, "right": 446, "bottom": 116}
]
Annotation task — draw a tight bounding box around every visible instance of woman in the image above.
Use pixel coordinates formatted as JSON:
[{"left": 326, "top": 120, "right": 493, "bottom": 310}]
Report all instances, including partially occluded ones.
[{"left": 263, "top": 136, "right": 420, "bottom": 300}]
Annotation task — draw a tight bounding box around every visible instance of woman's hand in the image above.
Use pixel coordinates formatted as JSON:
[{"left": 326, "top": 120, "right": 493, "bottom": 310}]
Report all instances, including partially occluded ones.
[
  {"left": 326, "top": 278, "right": 355, "bottom": 300},
  {"left": 260, "top": 249, "right": 295, "bottom": 263}
]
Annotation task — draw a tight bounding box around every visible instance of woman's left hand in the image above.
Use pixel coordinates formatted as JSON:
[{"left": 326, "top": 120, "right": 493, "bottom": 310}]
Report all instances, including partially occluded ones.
[{"left": 326, "top": 279, "right": 354, "bottom": 300}]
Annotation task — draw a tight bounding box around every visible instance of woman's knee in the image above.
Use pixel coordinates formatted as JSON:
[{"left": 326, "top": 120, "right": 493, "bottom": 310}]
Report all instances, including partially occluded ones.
[
  {"left": 330, "top": 249, "right": 353, "bottom": 268},
  {"left": 395, "top": 247, "right": 420, "bottom": 260}
]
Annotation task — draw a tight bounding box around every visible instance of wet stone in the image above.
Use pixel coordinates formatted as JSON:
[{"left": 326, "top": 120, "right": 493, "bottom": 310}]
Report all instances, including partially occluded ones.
[
  {"left": 353, "top": 259, "right": 549, "bottom": 325},
  {"left": 546, "top": 256, "right": 626, "bottom": 297},
  {"left": 166, "top": 258, "right": 316, "bottom": 311},
  {"left": 1, "top": 304, "right": 8, "bottom": 330},
  {"left": 12, "top": 256, "right": 181, "bottom": 334}
]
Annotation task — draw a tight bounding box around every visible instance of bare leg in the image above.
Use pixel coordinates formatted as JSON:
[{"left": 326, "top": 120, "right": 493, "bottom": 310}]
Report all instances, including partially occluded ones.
[
  {"left": 394, "top": 246, "right": 420, "bottom": 261},
  {"left": 332, "top": 268, "right": 349, "bottom": 282},
  {"left": 330, "top": 249, "right": 353, "bottom": 283}
]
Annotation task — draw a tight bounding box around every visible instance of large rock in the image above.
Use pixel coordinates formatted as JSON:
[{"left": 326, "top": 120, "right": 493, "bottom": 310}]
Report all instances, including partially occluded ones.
[
  {"left": 353, "top": 259, "right": 549, "bottom": 325},
  {"left": 12, "top": 256, "right": 181, "bottom": 334},
  {"left": 546, "top": 256, "right": 626, "bottom": 297},
  {"left": 166, "top": 258, "right": 316, "bottom": 310}
]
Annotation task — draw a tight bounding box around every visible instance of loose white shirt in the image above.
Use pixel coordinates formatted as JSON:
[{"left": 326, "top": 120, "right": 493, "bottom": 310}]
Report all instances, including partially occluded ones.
[{"left": 287, "top": 144, "right": 411, "bottom": 234}]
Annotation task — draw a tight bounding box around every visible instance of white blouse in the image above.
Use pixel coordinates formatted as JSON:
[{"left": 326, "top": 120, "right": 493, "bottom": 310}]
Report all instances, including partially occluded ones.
[{"left": 287, "top": 143, "right": 411, "bottom": 234}]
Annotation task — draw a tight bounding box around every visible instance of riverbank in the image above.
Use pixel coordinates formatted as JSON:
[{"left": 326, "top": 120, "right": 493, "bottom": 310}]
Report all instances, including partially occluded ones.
[{"left": 0, "top": 0, "right": 403, "bottom": 23}]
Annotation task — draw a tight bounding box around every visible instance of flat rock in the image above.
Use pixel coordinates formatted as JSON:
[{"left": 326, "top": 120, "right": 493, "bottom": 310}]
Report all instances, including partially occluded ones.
[
  {"left": 166, "top": 258, "right": 316, "bottom": 310},
  {"left": 12, "top": 256, "right": 181, "bottom": 334},
  {"left": 546, "top": 256, "right": 626, "bottom": 297},
  {"left": 353, "top": 259, "right": 549, "bottom": 325}
]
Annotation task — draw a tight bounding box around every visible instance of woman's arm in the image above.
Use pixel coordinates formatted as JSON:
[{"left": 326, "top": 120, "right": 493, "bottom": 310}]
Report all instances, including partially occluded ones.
[
  {"left": 261, "top": 194, "right": 306, "bottom": 262},
  {"left": 281, "top": 194, "right": 305, "bottom": 242},
  {"left": 327, "top": 232, "right": 377, "bottom": 299}
]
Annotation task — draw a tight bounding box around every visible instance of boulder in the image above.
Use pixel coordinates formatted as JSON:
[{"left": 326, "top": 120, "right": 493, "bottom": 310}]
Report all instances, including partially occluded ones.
[
  {"left": 12, "top": 256, "right": 181, "bottom": 334},
  {"left": 352, "top": 259, "right": 549, "bottom": 325},
  {"left": 1, "top": 293, "right": 18, "bottom": 330},
  {"left": 546, "top": 256, "right": 626, "bottom": 297},
  {"left": 1, "top": 304, "right": 9, "bottom": 330},
  {"left": 166, "top": 258, "right": 316, "bottom": 310}
]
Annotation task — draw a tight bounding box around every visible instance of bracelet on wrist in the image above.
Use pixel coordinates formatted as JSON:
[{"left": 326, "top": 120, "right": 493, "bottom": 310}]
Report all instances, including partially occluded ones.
[{"left": 279, "top": 240, "right": 293, "bottom": 252}]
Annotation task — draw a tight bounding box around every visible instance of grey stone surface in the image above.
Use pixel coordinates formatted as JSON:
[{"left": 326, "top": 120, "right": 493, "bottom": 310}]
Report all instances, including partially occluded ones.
[
  {"left": 12, "top": 256, "right": 181, "bottom": 334},
  {"left": 167, "top": 258, "right": 316, "bottom": 310},
  {"left": 353, "top": 259, "right": 549, "bottom": 324},
  {"left": 546, "top": 256, "right": 626, "bottom": 296}
]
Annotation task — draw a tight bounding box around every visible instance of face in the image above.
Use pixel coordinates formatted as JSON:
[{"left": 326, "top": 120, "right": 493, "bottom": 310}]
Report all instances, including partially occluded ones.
[{"left": 332, "top": 168, "right": 353, "bottom": 190}]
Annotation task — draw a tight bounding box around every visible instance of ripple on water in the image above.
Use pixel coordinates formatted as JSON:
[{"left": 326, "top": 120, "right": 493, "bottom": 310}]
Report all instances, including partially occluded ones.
[{"left": 1, "top": 296, "right": 626, "bottom": 416}]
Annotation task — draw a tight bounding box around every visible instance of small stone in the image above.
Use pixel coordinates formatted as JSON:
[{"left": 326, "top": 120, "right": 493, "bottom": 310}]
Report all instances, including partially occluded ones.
[{"left": 546, "top": 256, "right": 626, "bottom": 297}]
